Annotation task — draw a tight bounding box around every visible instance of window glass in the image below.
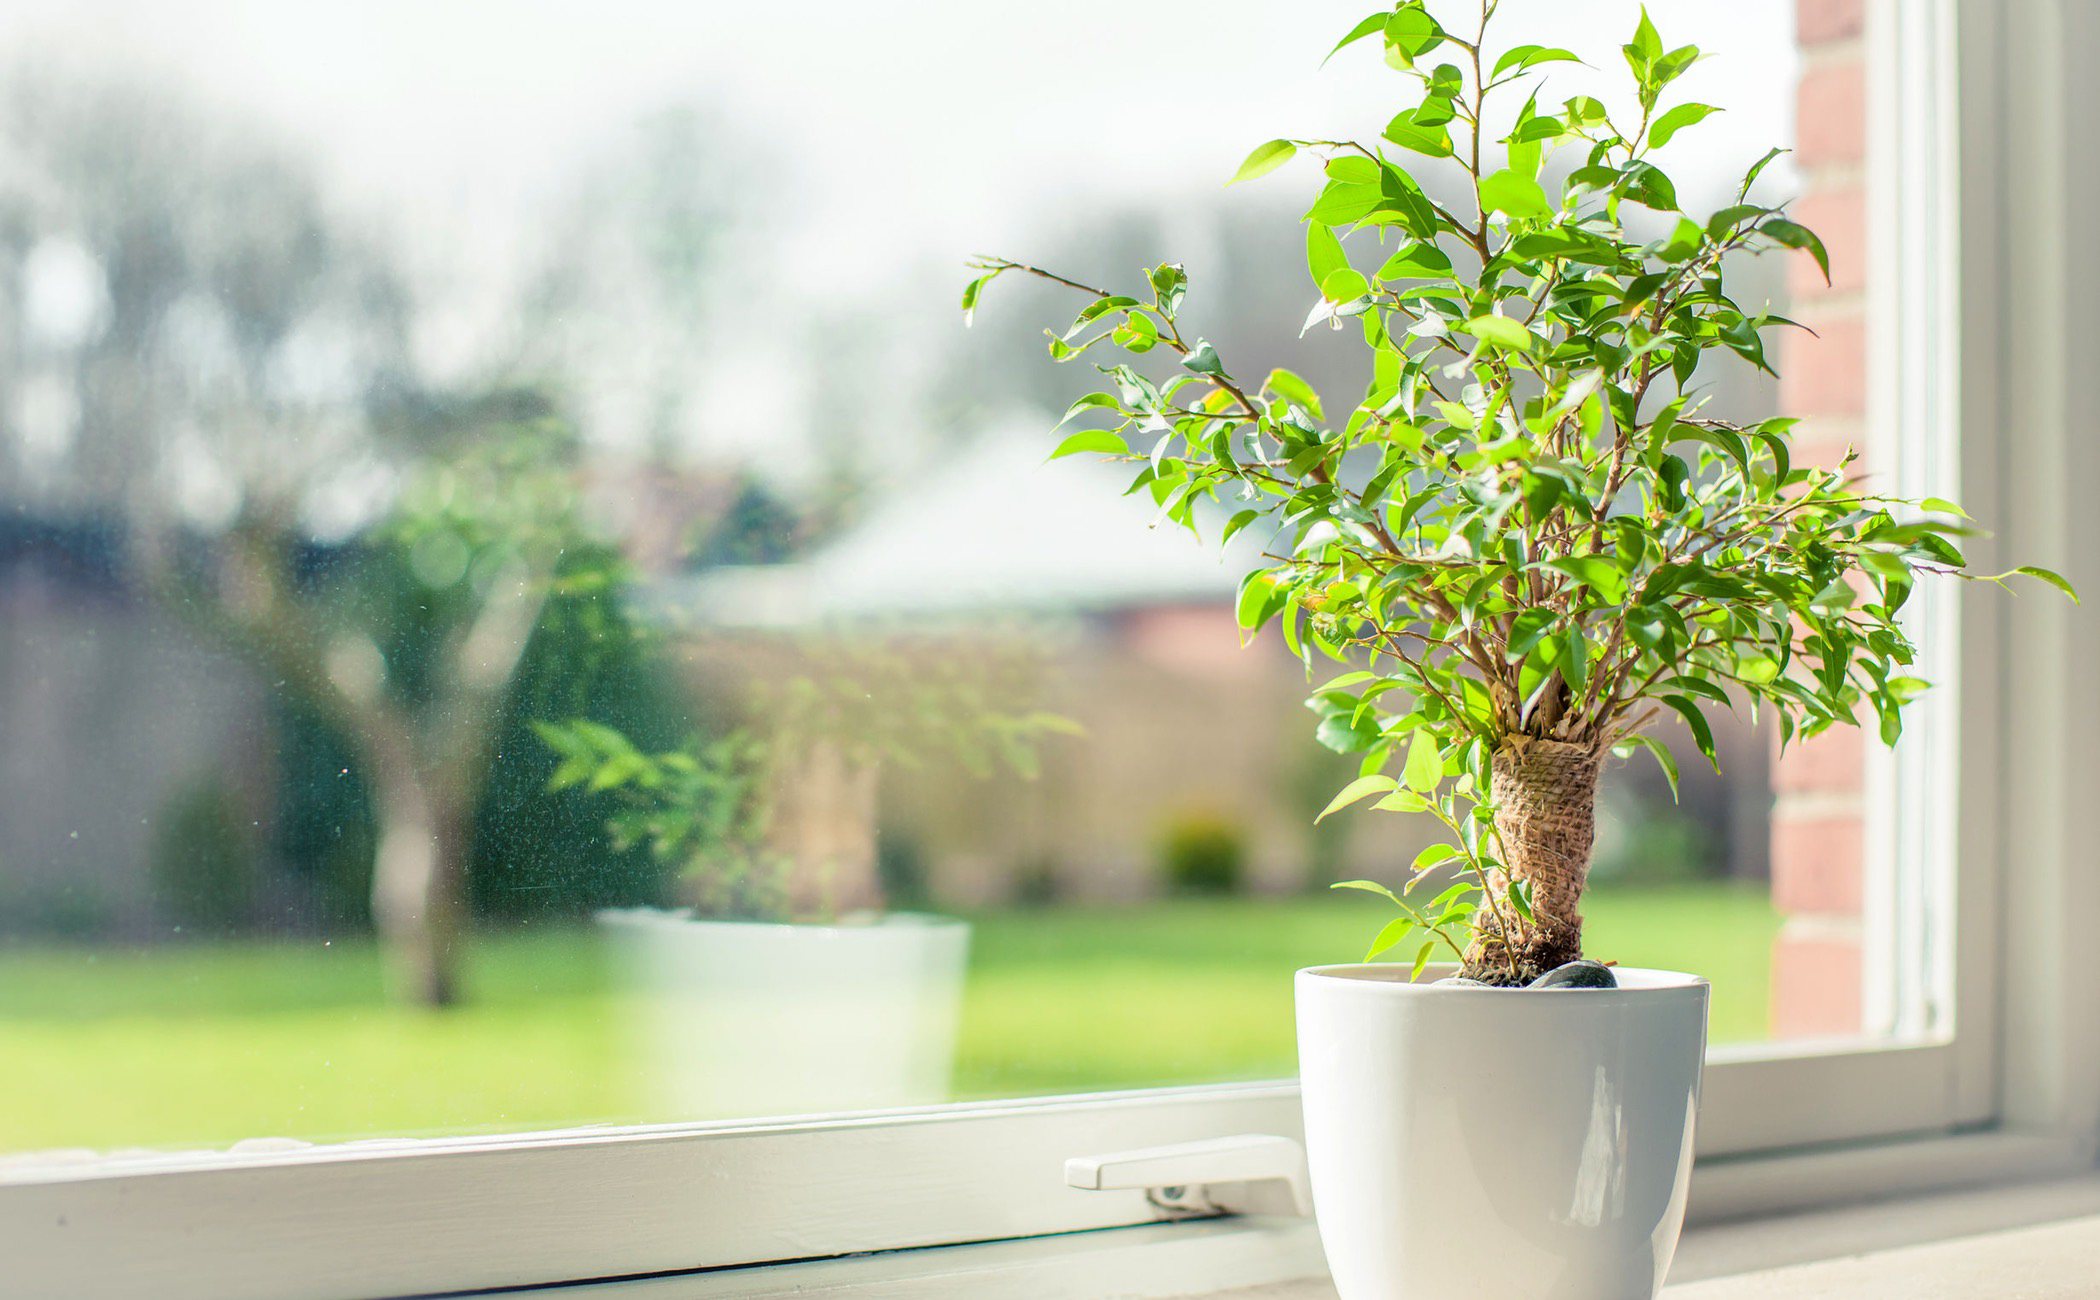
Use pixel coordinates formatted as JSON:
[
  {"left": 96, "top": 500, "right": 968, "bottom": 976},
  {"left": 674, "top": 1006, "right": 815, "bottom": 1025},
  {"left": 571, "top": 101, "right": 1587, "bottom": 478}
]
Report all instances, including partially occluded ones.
[{"left": 0, "top": 0, "right": 1903, "bottom": 1155}]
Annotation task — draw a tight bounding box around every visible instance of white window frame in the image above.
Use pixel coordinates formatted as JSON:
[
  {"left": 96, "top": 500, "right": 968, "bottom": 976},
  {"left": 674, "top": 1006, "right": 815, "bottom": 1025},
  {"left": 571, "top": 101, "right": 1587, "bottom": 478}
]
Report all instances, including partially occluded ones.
[{"left": 6, "top": 1, "right": 2097, "bottom": 1295}]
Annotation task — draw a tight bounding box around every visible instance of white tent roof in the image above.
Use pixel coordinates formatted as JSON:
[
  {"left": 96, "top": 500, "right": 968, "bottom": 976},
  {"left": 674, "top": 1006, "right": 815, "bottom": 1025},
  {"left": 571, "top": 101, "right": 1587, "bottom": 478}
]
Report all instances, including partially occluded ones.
[{"left": 664, "top": 422, "right": 1257, "bottom": 626}]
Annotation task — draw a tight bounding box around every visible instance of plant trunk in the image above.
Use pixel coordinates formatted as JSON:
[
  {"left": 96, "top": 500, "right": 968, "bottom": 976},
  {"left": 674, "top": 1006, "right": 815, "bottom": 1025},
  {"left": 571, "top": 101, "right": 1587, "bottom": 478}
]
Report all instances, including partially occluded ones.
[
  {"left": 1461, "top": 736, "right": 1603, "bottom": 985},
  {"left": 768, "top": 741, "right": 883, "bottom": 918},
  {"left": 368, "top": 736, "right": 472, "bottom": 1007}
]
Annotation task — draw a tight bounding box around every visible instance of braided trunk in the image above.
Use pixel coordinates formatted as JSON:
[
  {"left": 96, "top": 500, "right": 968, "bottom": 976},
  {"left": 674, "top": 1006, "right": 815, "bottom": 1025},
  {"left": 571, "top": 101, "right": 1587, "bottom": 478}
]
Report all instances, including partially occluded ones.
[{"left": 1462, "top": 736, "right": 1603, "bottom": 985}]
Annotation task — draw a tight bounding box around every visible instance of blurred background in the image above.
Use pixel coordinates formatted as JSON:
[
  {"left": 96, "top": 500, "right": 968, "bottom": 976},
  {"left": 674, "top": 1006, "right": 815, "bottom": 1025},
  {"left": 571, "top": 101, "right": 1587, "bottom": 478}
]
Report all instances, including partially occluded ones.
[{"left": 0, "top": 0, "right": 1838, "bottom": 1153}]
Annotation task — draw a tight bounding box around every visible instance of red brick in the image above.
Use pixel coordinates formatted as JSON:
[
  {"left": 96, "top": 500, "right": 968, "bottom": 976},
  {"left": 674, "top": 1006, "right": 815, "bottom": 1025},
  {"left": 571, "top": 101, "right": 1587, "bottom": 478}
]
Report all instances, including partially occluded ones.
[
  {"left": 1773, "top": 725, "right": 1865, "bottom": 794},
  {"left": 1797, "top": 58, "right": 1867, "bottom": 169},
  {"left": 1772, "top": 928, "right": 1864, "bottom": 1038},
  {"left": 1771, "top": 813, "right": 1865, "bottom": 915},
  {"left": 1787, "top": 185, "right": 1867, "bottom": 298},
  {"left": 1797, "top": 0, "right": 1866, "bottom": 46},
  {"left": 1122, "top": 602, "right": 1263, "bottom": 680},
  {"left": 1779, "top": 312, "right": 1868, "bottom": 418}
]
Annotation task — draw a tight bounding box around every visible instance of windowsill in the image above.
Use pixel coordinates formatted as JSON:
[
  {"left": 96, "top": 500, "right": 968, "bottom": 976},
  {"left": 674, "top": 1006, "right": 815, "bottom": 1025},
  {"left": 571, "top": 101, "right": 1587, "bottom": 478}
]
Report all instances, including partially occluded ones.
[
  {"left": 1199, "top": 1172, "right": 2100, "bottom": 1299},
  {"left": 600, "top": 1137, "right": 2100, "bottom": 1299}
]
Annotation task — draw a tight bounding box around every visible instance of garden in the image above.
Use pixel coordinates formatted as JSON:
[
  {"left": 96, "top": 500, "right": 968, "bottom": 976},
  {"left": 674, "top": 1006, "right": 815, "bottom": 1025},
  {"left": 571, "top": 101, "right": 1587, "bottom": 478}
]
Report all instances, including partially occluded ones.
[{"left": 0, "top": 884, "right": 1773, "bottom": 1154}]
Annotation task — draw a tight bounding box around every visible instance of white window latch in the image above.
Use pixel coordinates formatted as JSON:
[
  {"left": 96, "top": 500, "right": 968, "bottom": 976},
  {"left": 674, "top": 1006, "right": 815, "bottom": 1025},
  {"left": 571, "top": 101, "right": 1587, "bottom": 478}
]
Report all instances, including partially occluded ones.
[{"left": 1064, "top": 1134, "right": 1311, "bottom": 1218}]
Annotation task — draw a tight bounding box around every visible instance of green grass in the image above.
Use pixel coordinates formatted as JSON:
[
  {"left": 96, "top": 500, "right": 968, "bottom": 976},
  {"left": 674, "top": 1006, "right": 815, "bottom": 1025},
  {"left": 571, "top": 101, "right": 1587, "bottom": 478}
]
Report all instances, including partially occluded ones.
[{"left": 0, "top": 884, "right": 1775, "bottom": 1154}]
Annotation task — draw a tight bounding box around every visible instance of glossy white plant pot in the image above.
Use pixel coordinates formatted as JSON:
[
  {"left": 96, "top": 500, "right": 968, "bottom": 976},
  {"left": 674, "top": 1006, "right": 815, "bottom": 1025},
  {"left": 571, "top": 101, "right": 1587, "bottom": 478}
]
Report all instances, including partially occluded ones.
[
  {"left": 1296, "top": 964, "right": 1709, "bottom": 1300},
  {"left": 599, "top": 908, "right": 970, "bottom": 1120}
]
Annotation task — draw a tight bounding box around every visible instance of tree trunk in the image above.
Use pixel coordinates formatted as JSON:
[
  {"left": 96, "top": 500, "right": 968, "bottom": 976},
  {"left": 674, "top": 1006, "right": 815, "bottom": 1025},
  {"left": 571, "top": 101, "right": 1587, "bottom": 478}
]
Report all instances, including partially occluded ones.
[
  {"left": 367, "top": 736, "right": 472, "bottom": 1007},
  {"left": 1462, "top": 736, "right": 1603, "bottom": 985}
]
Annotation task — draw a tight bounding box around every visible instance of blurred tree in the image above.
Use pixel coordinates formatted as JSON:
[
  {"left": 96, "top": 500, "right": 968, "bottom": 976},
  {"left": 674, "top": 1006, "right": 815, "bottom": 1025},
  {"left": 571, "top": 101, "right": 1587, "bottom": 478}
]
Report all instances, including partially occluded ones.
[
  {"left": 147, "top": 773, "right": 260, "bottom": 936},
  {"left": 685, "top": 475, "right": 801, "bottom": 569},
  {"left": 514, "top": 105, "right": 745, "bottom": 460},
  {"left": 170, "top": 402, "right": 616, "bottom": 1003},
  {"left": 470, "top": 537, "right": 698, "bottom": 920},
  {"left": 0, "top": 75, "right": 608, "bottom": 1002}
]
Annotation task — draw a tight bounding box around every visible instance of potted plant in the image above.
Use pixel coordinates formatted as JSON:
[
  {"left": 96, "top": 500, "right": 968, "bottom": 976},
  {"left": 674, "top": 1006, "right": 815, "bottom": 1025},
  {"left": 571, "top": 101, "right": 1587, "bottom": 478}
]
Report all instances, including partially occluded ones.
[
  {"left": 963, "top": 3, "right": 2073, "bottom": 1295},
  {"left": 538, "top": 640, "right": 1074, "bottom": 1120}
]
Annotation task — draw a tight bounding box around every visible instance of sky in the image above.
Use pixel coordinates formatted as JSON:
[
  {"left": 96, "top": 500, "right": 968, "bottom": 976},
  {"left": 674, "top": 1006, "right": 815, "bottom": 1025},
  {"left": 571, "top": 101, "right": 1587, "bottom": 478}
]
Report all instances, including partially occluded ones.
[{"left": 0, "top": 0, "right": 1802, "bottom": 471}]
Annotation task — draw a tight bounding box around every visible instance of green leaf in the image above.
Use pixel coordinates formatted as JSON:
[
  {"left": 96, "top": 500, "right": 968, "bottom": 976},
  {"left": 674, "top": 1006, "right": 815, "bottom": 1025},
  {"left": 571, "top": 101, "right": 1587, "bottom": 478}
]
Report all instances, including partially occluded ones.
[
  {"left": 1510, "top": 114, "right": 1568, "bottom": 145},
  {"left": 1333, "top": 879, "right": 1402, "bottom": 906},
  {"left": 1235, "top": 572, "right": 1286, "bottom": 630},
  {"left": 1306, "top": 181, "right": 1385, "bottom": 226},
  {"left": 1478, "top": 169, "right": 1554, "bottom": 221},
  {"left": 1412, "top": 842, "right": 1461, "bottom": 872},
  {"left": 1737, "top": 654, "right": 1783, "bottom": 683},
  {"left": 1321, "top": 267, "right": 1372, "bottom": 304},
  {"left": 1660, "top": 695, "right": 1719, "bottom": 770},
  {"left": 1506, "top": 878, "right": 1535, "bottom": 923},
  {"left": 1364, "top": 915, "right": 1415, "bottom": 962},
  {"left": 1372, "top": 789, "right": 1430, "bottom": 814},
  {"left": 1318, "top": 774, "right": 1400, "bottom": 822},
  {"left": 960, "top": 273, "right": 996, "bottom": 325},
  {"left": 1229, "top": 139, "right": 1297, "bottom": 185},
  {"left": 1619, "top": 733, "right": 1680, "bottom": 801},
  {"left": 2009, "top": 565, "right": 2081, "bottom": 604},
  {"left": 1325, "top": 155, "right": 1381, "bottom": 185},
  {"left": 1267, "top": 367, "right": 1325, "bottom": 418},
  {"left": 1049, "top": 428, "right": 1128, "bottom": 459},
  {"left": 1410, "top": 939, "right": 1437, "bottom": 982},
  {"left": 1181, "top": 340, "right": 1224, "bottom": 376},
  {"left": 1374, "top": 242, "right": 1454, "bottom": 281},
  {"left": 1620, "top": 161, "right": 1680, "bottom": 212},
  {"left": 1112, "top": 312, "right": 1158, "bottom": 352},
  {"left": 1149, "top": 263, "right": 1188, "bottom": 316},
  {"left": 1560, "top": 626, "right": 1589, "bottom": 695},
  {"left": 1402, "top": 730, "right": 1443, "bottom": 792},
  {"left": 546, "top": 756, "right": 593, "bottom": 792},
  {"left": 1383, "top": 6, "right": 1445, "bottom": 63},
  {"left": 1493, "top": 44, "right": 1583, "bottom": 78},
  {"left": 1648, "top": 103, "right": 1719, "bottom": 150},
  {"left": 1383, "top": 109, "right": 1454, "bottom": 158},
  {"left": 1306, "top": 223, "right": 1349, "bottom": 291},
  {"left": 1317, "top": 710, "right": 1383, "bottom": 754},
  {"left": 1763, "top": 218, "right": 1831, "bottom": 285},
  {"left": 1506, "top": 608, "right": 1557, "bottom": 660},
  {"left": 1459, "top": 314, "right": 1536, "bottom": 352},
  {"left": 1324, "top": 10, "right": 1391, "bottom": 64},
  {"left": 1541, "top": 556, "right": 1629, "bottom": 604},
  {"left": 1373, "top": 165, "right": 1440, "bottom": 236},
  {"left": 1810, "top": 579, "right": 1857, "bottom": 613},
  {"left": 1057, "top": 392, "right": 1123, "bottom": 426},
  {"left": 1627, "top": 7, "right": 1663, "bottom": 64},
  {"left": 1742, "top": 146, "right": 1787, "bottom": 194}
]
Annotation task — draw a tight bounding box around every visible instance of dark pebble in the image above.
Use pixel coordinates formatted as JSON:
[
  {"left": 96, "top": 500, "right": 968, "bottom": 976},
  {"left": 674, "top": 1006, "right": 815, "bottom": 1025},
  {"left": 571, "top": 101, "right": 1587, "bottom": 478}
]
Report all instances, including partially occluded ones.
[{"left": 1529, "top": 960, "right": 1618, "bottom": 990}]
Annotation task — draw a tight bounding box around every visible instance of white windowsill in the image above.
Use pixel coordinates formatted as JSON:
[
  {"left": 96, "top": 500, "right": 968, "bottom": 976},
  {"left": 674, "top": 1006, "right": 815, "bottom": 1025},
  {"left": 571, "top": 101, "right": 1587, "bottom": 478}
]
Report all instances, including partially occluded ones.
[
  {"left": 568, "top": 1133, "right": 2098, "bottom": 1299},
  {"left": 1203, "top": 1172, "right": 2100, "bottom": 1299}
]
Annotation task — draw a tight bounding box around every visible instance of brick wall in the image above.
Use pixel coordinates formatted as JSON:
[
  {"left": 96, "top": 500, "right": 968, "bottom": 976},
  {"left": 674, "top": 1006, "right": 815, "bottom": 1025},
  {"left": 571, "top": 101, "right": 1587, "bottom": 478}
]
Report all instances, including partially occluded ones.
[{"left": 1770, "top": 0, "right": 1870, "bottom": 1038}]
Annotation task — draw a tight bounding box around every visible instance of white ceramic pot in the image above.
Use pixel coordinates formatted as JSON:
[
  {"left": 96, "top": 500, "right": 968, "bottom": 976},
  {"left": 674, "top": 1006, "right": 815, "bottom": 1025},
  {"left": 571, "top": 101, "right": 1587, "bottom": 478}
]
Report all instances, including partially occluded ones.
[
  {"left": 1296, "top": 964, "right": 1709, "bottom": 1300},
  {"left": 599, "top": 908, "right": 971, "bottom": 1120}
]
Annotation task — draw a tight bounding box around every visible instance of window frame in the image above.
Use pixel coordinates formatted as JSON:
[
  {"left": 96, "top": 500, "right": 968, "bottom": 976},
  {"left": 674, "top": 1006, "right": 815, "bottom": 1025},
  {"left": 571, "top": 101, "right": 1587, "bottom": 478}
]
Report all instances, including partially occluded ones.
[{"left": 7, "top": 0, "right": 2098, "bottom": 1295}]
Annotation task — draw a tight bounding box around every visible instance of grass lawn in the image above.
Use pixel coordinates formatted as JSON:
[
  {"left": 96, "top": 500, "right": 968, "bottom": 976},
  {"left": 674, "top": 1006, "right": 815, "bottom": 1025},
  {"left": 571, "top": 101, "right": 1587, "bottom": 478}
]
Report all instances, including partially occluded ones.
[{"left": 0, "top": 884, "right": 1776, "bottom": 1154}]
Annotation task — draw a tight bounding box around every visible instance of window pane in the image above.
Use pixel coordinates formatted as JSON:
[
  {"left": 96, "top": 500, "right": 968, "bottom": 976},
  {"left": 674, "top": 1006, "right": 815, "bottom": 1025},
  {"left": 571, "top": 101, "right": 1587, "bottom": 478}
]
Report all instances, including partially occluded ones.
[{"left": 0, "top": 0, "right": 1913, "bottom": 1155}]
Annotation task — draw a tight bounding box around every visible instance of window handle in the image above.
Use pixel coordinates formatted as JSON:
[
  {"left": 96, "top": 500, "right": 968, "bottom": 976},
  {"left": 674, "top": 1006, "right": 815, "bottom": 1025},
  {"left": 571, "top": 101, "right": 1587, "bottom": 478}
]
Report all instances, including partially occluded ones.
[{"left": 1064, "top": 1134, "right": 1311, "bottom": 1217}]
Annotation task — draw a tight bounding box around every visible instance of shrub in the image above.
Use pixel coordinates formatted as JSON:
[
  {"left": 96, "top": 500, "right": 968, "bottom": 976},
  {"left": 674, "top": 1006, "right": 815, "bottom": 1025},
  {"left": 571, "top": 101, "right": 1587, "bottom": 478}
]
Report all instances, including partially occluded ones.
[
  {"left": 149, "top": 775, "right": 258, "bottom": 936},
  {"left": 1158, "top": 811, "right": 1249, "bottom": 895}
]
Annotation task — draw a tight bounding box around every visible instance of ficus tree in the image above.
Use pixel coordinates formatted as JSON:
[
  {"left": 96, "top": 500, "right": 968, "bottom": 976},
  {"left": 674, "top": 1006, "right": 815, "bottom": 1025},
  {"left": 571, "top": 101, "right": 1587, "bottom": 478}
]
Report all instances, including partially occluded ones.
[
  {"left": 963, "top": 1, "right": 2074, "bottom": 984},
  {"left": 536, "top": 640, "right": 1080, "bottom": 922}
]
